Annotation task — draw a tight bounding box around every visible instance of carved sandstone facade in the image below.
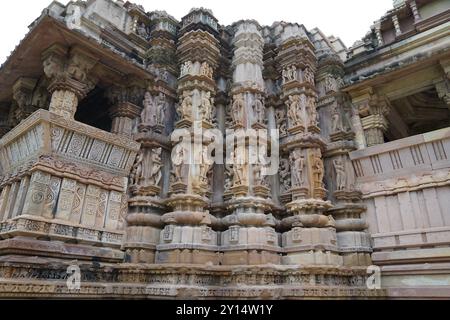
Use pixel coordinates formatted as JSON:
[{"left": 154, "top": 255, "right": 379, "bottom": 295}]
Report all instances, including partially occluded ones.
[{"left": 0, "top": 0, "right": 448, "bottom": 299}]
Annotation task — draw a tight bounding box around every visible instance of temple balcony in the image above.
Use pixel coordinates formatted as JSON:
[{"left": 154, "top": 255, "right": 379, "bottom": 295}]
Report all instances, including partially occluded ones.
[
  {"left": 350, "top": 126, "right": 450, "bottom": 294},
  {"left": 0, "top": 109, "right": 139, "bottom": 261}
]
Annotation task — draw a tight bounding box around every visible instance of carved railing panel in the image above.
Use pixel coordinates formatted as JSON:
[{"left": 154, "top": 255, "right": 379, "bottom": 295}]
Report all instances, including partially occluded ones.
[
  {"left": 350, "top": 127, "right": 450, "bottom": 264},
  {"left": 0, "top": 110, "right": 140, "bottom": 249}
]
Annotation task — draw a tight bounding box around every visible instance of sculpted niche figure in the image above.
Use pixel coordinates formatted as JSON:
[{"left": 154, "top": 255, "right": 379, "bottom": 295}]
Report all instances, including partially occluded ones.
[
  {"left": 312, "top": 151, "right": 325, "bottom": 189},
  {"left": 306, "top": 97, "right": 319, "bottom": 126},
  {"left": 155, "top": 93, "right": 167, "bottom": 125},
  {"left": 141, "top": 92, "right": 156, "bottom": 125},
  {"left": 279, "top": 158, "right": 291, "bottom": 192},
  {"left": 178, "top": 91, "right": 193, "bottom": 119},
  {"left": 173, "top": 145, "right": 186, "bottom": 182},
  {"left": 180, "top": 61, "right": 193, "bottom": 77},
  {"left": 130, "top": 151, "right": 143, "bottom": 186},
  {"left": 290, "top": 151, "right": 305, "bottom": 187},
  {"left": 230, "top": 147, "right": 248, "bottom": 186},
  {"left": 252, "top": 94, "right": 265, "bottom": 124},
  {"left": 200, "top": 62, "right": 213, "bottom": 78},
  {"left": 287, "top": 95, "right": 304, "bottom": 127},
  {"left": 333, "top": 159, "right": 346, "bottom": 191},
  {"left": 276, "top": 108, "right": 287, "bottom": 135},
  {"left": 331, "top": 104, "right": 343, "bottom": 133},
  {"left": 200, "top": 146, "right": 213, "bottom": 184},
  {"left": 231, "top": 94, "right": 245, "bottom": 125},
  {"left": 200, "top": 92, "right": 213, "bottom": 121},
  {"left": 150, "top": 148, "right": 162, "bottom": 186}
]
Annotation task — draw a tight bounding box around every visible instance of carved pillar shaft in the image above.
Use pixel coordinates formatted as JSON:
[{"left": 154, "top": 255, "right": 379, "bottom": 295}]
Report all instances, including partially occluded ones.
[
  {"left": 410, "top": 0, "right": 421, "bottom": 22},
  {"left": 219, "top": 20, "right": 280, "bottom": 266},
  {"left": 276, "top": 25, "right": 341, "bottom": 266},
  {"left": 317, "top": 58, "right": 372, "bottom": 266},
  {"left": 156, "top": 9, "right": 221, "bottom": 265},
  {"left": 392, "top": 15, "right": 402, "bottom": 36}
]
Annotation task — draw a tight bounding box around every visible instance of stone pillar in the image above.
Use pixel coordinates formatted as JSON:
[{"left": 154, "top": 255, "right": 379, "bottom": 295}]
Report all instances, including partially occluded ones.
[
  {"left": 155, "top": 9, "right": 221, "bottom": 265},
  {"left": 374, "top": 23, "right": 384, "bottom": 47},
  {"left": 42, "top": 44, "right": 98, "bottom": 119},
  {"left": 220, "top": 20, "right": 280, "bottom": 265},
  {"left": 316, "top": 55, "right": 372, "bottom": 267},
  {"left": 392, "top": 15, "right": 402, "bottom": 37},
  {"left": 409, "top": 0, "right": 422, "bottom": 23},
  {"left": 351, "top": 90, "right": 389, "bottom": 147},
  {"left": 106, "top": 83, "right": 144, "bottom": 137},
  {"left": 277, "top": 24, "right": 341, "bottom": 266}
]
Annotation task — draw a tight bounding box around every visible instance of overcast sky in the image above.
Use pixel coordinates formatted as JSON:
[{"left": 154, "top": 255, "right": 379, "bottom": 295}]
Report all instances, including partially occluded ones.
[{"left": 0, "top": 0, "right": 393, "bottom": 64}]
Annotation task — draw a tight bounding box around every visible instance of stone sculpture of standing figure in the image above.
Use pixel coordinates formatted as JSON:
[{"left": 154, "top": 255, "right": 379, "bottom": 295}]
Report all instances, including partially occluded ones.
[{"left": 333, "top": 159, "right": 346, "bottom": 191}]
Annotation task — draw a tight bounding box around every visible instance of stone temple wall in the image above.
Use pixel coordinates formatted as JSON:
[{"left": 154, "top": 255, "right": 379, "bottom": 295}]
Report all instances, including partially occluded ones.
[{"left": 0, "top": 0, "right": 448, "bottom": 299}]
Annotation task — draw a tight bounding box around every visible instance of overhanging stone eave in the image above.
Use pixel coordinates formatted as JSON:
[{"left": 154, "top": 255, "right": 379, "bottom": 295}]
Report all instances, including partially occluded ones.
[
  {"left": 341, "top": 48, "right": 449, "bottom": 94},
  {"left": 343, "top": 21, "right": 450, "bottom": 91},
  {"left": 0, "top": 15, "right": 156, "bottom": 102}
]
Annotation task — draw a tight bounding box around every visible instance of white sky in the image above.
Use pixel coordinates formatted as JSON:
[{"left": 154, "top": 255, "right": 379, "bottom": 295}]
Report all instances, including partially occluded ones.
[{"left": 0, "top": 0, "right": 393, "bottom": 64}]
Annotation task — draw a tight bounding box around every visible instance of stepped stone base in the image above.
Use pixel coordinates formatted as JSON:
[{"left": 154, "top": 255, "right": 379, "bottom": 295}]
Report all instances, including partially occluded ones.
[{"left": 0, "top": 256, "right": 386, "bottom": 299}]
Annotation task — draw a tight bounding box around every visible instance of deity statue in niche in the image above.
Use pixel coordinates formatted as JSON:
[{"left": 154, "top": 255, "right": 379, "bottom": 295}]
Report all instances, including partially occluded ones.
[
  {"left": 331, "top": 104, "right": 343, "bottom": 133},
  {"left": 287, "top": 95, "right": 304, "bottom": 127},
  {"left": 306, "top": 96, "right": 319, "bottom": 126},
  {"left": 149, "top": 148, "right": 162, "bottom": 186},
  {"left": 130, "top": 151, "right": 143, "bottom": 186},
  {"left": 312, "top": 150, "right": 325, "bottom": 189},
  {"left": 230, "top": 146, "right": 248, "bottom": 186},
  {"left": 333, "top": 158, "right": 346, "bottom": 191},
  {"left": 200, "top": 91, "right": 213, "bottom": 121},
  {"left": 137, "top": 22, "right": 149, "bottom": 39},
  {"left": 252, "top": 94, "right": 265, "bottom": 124},
  {"left": 141, "top": 92, "right": 156, "bottom": 125},
  {"left": 178, "top": 91, "right": 193, "bottom": 119},
  {"left": 279, "top": 158, "right": 291, "bottom": 192},
  {"left": 253, "top": 163, "right": 268, "bottom": 187},
  {"left": 231, "top": 94, "right": 245, "bottom": 125},
  {"left": 155, "top": 93, "right": 167, "bottom": 125},
  {"left": 276, "top": 108, "right": 287, "bottom": 135},
  {"left": 173, "top": 145, "right": 186, "bottom": 182},
  {"left": 290, "top": 151, "right": 305, "bottom": 187},
  {"left": 200, "top": 146, "right": 213, "bottom": 184},
  {"left": 180, "top": 61, "right": 193, "bottom": 77},
  {"left": 200, "top": 62, "right": 213, "bottom": 78}
]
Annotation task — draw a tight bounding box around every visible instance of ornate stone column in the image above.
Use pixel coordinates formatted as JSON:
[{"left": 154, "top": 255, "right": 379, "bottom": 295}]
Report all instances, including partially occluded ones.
[
  {"left": 317, "top": 54, "right": 372, "bottom": 267},
  {"left": 122, "top": 13, "right": 180, "bottom": 263},
  {"left": 106, "top": 81, "right": 145, "bottom": 137},
  {"left": 276, "top": 24, "right": 341, "bottom": 266},
  {"left": 42, "top": 44, "right": 98, "bottom": 120},
  {"left": 351, "top": 89, "right": 389, "bottom": 147},
  {"left": 219, "top": 20, "right": 280, "bottom": 265},
  {"left": 156, "top": 9, "right": 221, "bottom": 264}
]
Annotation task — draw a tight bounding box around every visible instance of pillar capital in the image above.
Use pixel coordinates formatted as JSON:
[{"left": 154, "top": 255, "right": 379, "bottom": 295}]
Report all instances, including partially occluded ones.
[
  {"left": 42, "top": 44, "right": 99, "bottom": 119},
  {"left": 12, "top": 77, "right": 39, "bottom": 121}
]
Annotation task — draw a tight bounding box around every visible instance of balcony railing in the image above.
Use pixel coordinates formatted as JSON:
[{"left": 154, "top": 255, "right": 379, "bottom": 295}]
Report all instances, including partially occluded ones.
[{"left": 350, "top": 127, "right": 450, "bottom": 264}]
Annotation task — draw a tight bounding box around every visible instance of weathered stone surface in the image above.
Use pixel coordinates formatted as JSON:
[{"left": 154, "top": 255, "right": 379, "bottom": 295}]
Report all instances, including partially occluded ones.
[{"left": 0, "top": 0, "right": 449, "bottom": 299}]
